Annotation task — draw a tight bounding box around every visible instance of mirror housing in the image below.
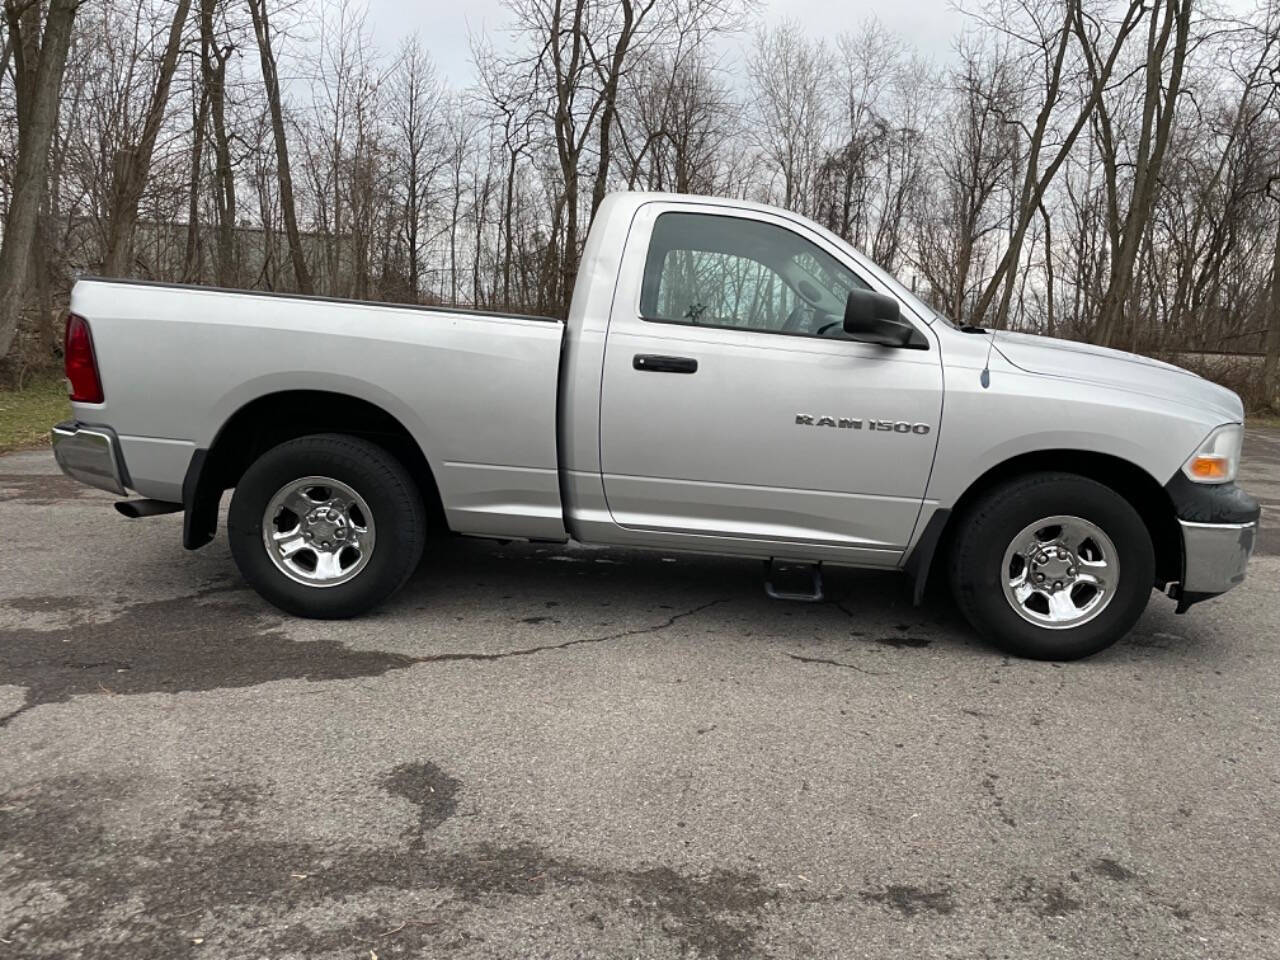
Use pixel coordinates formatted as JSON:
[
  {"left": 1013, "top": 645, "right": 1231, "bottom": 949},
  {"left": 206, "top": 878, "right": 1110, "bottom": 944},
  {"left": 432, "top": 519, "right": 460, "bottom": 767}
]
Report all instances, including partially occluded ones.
[{"left": 843, "top": 289, "right": 914, "bottom": 347}]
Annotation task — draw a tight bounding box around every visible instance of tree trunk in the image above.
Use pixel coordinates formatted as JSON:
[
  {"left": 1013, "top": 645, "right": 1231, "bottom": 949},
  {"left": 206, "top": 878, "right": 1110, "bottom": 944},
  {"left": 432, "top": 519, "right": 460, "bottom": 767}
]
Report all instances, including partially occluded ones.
[
  {"left": 553, "top": 0, "right": 587, "bottom": 316},
  {"left": 184, "top": 73, "right": 211, "bottom": 282},
  {"left": 34, "top": 204, "right": 55, "bottom": 360},
  {"left": 0, "top": 0, "right": 79, "bottom": 363},
  {"left": 472, "top": 170, "right": 491, "bottom": 307},
  {"left": 202, "top": 0, "right": 238, "bottom": 286},
  {"left": 1264, "top": 210, "right": 1280, "bottom": 412},
  {"left": 502, "top": 147, "right": 518, "bottom": 308},
  {"left": 247, "top": 0, "right": 313, "bottom": 294},
  {"left": 103, "top": 0, "right": 193, "bottom": 277},
  {"left": 1040, "top": 200, "right": 1055, "bottom": 338}
]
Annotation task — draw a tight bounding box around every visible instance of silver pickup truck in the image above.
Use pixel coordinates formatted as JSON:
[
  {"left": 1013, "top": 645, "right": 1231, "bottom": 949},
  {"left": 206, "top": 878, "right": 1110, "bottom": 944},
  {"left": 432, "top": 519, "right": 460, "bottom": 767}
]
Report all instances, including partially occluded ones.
[{"left": 51, "top": 192, "right": 1259, "bottom": 660}]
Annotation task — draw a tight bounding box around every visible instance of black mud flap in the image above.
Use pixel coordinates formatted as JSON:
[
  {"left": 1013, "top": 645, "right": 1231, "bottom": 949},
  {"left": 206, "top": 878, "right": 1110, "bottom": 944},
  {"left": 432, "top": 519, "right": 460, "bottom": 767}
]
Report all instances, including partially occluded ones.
[
  {"left": 903, "top": 508, "right": 951, "bottom": 606},
  {"left": 181, "top": 448, "right": 221, "bottom": 549}
]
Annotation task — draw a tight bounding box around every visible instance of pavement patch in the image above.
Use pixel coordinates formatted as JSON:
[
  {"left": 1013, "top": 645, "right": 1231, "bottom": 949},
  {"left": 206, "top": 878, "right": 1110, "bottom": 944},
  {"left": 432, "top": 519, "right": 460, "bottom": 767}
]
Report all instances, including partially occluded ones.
[
  {"left": 1, "top": 596, "right": 94, "bottom": 614},
  {"left": 0, "top": 772, "right": 779, "bottom": 960},
  {"left": 1089, "top": 858, "right": 1137, "bottom": 882},
  {"left": 382, "top": 761, "right": 460, "bottom": 847},
  {"left": 0, "top": 473, "right": 102, "bottom": 505},
  {"left": 0, "top": 586, "right": 418, "bottom": 728},
  {"left": 1008, "top": 876, "right": 1084, "bottom": 918},
  {"left": 875, "top": 636, "right": 931, "bottom": 649},
  {"left": 860, "top": 884, "right": 955, "bottom": 917}
]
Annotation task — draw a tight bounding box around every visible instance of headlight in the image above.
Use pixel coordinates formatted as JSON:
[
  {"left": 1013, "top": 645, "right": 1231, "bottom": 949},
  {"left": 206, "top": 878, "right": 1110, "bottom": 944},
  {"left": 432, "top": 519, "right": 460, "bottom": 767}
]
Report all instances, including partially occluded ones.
[{"left": 1181, "top": 423, "right": 1243, "bottom": 484}]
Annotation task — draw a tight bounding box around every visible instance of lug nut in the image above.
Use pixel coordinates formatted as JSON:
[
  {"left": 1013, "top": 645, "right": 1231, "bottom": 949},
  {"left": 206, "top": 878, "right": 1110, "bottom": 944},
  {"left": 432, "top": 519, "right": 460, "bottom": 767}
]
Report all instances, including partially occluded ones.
[
  {"left": 1054, "top": 580, "right": 1064, "bottom": 590},
  {"left": 1034, "top": 572, "right": 1045, "bottom": 582}
]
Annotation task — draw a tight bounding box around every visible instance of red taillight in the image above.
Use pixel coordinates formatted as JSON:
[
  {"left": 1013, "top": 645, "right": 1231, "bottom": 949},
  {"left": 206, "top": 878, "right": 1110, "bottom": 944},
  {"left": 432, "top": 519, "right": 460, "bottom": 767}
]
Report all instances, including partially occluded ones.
[{"left": 64, "top": 313, "right": 104, "bottom": 403}]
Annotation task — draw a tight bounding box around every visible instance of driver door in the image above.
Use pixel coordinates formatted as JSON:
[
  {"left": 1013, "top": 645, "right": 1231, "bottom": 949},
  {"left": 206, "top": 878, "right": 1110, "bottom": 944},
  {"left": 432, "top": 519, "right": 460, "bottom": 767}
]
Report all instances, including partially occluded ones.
[{"left": 598, "top": 203, "right": 943, "bottom": 563}]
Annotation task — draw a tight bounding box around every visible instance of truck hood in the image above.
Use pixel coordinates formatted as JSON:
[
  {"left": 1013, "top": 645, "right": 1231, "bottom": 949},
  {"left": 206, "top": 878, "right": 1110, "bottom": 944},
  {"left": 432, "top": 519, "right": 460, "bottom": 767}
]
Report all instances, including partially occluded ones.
[{"left": 991, "top": 330, "right": 1243, "bottom": 423}]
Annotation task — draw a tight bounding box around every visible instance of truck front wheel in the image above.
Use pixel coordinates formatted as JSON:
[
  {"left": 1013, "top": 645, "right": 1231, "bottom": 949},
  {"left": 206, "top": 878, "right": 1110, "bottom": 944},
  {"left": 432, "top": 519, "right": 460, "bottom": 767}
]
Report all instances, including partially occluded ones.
[
  {"left": 948, "top": 473, "right": 1155, "bottom": 660},
  {"left": 227, "top": 434, "right": 426, "bottom": 618}
]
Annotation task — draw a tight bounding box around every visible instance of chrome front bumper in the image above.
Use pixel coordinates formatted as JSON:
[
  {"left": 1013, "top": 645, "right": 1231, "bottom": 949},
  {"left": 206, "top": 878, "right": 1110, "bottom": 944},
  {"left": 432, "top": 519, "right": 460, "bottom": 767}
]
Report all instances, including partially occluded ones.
[
  {"left": 1179, "top": 519, "right": 1256, "bottom": 597},
  {"left": 51, "top": 421, "right": 128, "bottom": 496}
]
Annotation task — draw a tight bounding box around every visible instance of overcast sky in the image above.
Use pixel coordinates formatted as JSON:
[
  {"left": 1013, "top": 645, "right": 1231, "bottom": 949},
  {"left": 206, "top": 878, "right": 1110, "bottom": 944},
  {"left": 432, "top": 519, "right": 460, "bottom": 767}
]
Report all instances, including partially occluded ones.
[{"left": 362, "top": 0, "right": 971, "bottom": 86}]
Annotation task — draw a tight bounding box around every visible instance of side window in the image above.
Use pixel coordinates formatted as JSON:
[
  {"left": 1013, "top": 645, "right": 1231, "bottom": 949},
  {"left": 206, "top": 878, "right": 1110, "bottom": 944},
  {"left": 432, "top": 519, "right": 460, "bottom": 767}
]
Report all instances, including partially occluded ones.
[{"left": 639, "top": 212, "right": 870, "bottom": 338}]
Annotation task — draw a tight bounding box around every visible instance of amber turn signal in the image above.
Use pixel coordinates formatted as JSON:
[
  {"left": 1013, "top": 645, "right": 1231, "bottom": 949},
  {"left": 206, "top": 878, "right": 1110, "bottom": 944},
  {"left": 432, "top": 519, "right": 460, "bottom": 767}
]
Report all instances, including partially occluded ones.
[{"left": 1188, "top": 456, "right": 1230, "bottom": 480}]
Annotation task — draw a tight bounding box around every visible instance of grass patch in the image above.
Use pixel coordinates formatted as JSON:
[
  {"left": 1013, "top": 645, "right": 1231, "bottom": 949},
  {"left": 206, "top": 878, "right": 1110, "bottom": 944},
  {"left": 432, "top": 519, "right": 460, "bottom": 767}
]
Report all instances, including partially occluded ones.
[
  {"left": 1247, "top": 414, "right": 1280, "bottom": 430},
  {"left": 0, "top": 375, "right": 71, "bottom": 454}
]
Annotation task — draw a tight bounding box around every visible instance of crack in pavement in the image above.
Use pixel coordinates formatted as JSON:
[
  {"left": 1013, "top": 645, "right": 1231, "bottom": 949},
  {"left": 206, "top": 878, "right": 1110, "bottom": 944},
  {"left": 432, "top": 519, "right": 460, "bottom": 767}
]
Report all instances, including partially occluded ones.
[
  {"left": 405, "top": 598, "right": 730, "bottom": 664},
  {"left": 787, "top": 653, "right": 886, "bottom": 676}
]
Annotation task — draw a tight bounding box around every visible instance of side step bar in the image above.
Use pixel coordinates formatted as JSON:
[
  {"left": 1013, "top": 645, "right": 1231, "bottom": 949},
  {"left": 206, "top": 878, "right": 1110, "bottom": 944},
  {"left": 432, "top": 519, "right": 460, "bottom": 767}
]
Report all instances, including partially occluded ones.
[
  {"left": 763, "top": 558, "right": 824, "bottom": 603},
  {"left": 115, "top": 499, "right": 183, "bottom": 519}
]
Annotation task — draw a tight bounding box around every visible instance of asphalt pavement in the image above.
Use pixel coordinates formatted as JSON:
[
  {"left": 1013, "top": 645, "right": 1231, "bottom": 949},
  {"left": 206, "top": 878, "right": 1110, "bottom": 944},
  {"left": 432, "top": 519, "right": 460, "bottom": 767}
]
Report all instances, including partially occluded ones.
[{"left": 1, "top": 430, "right": 1278, "bottom": 959}]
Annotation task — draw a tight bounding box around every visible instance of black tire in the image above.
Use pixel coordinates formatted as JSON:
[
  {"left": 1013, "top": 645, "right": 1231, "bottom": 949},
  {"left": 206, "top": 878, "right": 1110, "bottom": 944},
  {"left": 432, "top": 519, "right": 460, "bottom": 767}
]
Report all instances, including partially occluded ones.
[
  {"left": 948, "top": 472, "right": 1155, "bottom": 660},
  {"left": 228, "top": 434, "right": 425, "bottom": 618}
]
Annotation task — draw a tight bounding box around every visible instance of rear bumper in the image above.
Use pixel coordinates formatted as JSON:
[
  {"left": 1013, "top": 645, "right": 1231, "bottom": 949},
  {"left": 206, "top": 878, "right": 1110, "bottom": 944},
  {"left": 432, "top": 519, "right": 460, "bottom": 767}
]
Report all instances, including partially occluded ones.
[{"left": 50, "top": 420, "right": 129, "bottom": 495}]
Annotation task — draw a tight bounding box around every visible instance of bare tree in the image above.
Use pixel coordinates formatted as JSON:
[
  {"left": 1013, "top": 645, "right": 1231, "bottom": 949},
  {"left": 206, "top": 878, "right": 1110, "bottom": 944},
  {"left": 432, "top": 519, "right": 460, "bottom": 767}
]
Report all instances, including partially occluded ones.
[
  {"left": 817, "top": 20, "right": 901, "bottom": 246},
  {"left": 102, "top": 0, "right": 192, "bottom": 276},
  {"left": 0, "top": 0, "right": 80, "bottom": 363},
  {"left": 913, "top": 42, "right": 1017, "bottom": 324},
  {"left": 247, "top": 0, "right": 312, "bottom": 293},
  {"left": 966, "top": 0, "right": 1149, "bottom": 328},
  {"left": 1091, "top": 0, "right": 1193, "bottom": 347},
  {"left": 618, "top": 50, "right": 733, "bottom": 194},
  {"left": 588, "top": 0, "right": 656, "bottom": 218},
  {"left": 747, "top": 21, "right": 833, "bottom": 216},
  {"left": 475, "top": 41, "right": 537, "bottom": 307},
  {"left": 390, "top": 36, "right": 444, "bottom": 302},
  {"left": 201, "top": 0, "right": 239, "bottom": 285}
]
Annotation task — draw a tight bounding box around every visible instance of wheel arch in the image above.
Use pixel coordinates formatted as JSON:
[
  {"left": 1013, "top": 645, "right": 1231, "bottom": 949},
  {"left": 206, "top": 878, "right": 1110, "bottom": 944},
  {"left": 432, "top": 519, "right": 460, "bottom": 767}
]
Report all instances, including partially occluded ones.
[
  {"left": 910, "top": 449, "right": 1182, "bottom": 601},
  {"left": 183, "top": 389, "right": 446, "bottom": 549}
]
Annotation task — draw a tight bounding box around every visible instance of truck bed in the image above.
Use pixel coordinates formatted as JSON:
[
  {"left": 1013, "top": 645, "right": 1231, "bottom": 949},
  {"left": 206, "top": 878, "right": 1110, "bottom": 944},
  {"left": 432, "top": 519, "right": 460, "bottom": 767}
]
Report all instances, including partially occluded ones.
[{"left": 68, "top": 278, "right": 568, "bottom": 541}]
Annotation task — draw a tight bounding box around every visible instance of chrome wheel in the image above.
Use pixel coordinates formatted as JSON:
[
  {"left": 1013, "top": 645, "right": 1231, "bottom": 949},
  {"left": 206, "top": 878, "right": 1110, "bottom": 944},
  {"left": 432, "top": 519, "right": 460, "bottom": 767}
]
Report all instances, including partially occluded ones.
[
  {"left": 262, "top": 476, "right": 375, "bottom": 587},
  {"left": 1001, "top": 515, "right": 1117, "bottom": 630}
]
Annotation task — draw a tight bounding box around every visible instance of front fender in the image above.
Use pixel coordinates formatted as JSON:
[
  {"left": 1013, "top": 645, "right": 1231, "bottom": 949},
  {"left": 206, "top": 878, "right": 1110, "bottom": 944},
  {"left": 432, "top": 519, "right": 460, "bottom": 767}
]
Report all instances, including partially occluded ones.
[{"left": 926, "top": 355, "right": 1230, "bottom": 509}]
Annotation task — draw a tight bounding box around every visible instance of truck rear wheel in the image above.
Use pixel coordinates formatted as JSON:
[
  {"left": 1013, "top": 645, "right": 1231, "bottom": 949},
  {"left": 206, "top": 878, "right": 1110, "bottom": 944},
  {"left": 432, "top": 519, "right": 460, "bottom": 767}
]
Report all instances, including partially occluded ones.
[
  {"left": 948, "top": 473, "right": 1154, "bottom": 660},
  {"left": 228, "top": 434, "right": 425, "bottom": 618}
]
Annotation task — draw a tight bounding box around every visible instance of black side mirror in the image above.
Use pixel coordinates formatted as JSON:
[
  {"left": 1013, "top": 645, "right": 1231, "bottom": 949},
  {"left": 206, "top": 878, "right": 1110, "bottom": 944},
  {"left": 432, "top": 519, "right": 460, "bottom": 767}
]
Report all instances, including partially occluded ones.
[{"left": 843, "top": 289, "right": 914, "bottom": 347}]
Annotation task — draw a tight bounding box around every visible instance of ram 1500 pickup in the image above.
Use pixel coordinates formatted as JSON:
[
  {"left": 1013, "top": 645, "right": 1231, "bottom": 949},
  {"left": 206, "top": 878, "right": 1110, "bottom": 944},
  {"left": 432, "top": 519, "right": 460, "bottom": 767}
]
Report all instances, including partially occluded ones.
[{"left": 51, "top": 192, "right": 1260, "bottom": 660}]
